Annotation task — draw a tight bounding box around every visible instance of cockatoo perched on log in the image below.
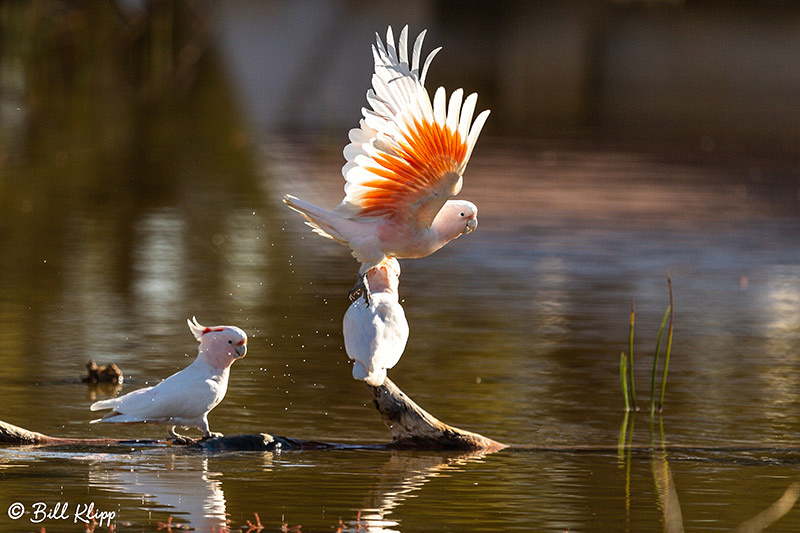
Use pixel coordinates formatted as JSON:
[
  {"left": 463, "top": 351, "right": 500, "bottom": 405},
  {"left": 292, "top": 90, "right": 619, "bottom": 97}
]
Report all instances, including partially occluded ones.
[
  {"left": 343, "top": 258, "right": 409, "bottom": 386},
  {"left": 90, "top": 317, "right": 247, "bottom": 442},
  {"left": 284, "top": 25, "right": 489, "bottom": 300}
]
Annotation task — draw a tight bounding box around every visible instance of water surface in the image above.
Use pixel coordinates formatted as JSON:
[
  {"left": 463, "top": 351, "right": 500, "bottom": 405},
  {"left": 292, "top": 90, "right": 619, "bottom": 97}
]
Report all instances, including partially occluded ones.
[{"left": 2, "top": 129, "right": 800, "bottom": 531}]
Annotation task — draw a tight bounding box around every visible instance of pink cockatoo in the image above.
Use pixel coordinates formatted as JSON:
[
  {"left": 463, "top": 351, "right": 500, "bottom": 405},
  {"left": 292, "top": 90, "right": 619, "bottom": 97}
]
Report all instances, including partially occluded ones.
[
  {"left": 284, "top": 25, "right": 489, "bottom": 299},
  {"left": 343, "top": 258, "right": 409, "bottom": 386},
  {"left": 90, "top": 317, "right": 247, "bottom": 441}
]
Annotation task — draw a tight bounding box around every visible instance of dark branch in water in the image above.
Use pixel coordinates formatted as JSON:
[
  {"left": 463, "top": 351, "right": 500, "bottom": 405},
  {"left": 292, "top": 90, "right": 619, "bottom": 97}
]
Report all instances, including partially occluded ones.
[
  {"left": 367, "top": 378, "right": 507, "bottom": 452},
  {"left": 0, "top": 378, "right": 505, "bottom": 452}
]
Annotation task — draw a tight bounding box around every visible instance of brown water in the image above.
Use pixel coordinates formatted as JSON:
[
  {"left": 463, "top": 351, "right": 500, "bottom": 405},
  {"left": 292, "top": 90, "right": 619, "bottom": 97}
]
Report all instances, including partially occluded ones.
[
  {"left": 3, "top": 12, "right": 800, "bottom": 528},
  {"left": 2, "top": 128, "right": 800, "bottom": 531}
]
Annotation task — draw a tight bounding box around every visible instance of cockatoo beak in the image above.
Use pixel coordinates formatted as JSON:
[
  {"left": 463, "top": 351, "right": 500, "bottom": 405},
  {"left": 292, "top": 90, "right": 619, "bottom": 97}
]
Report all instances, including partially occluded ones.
[
  {"left": 235, "top": 343, "right": 247, "bottom": 358},
  {"left": 464, "top": 217, "right": 478, "bottom": 234}
]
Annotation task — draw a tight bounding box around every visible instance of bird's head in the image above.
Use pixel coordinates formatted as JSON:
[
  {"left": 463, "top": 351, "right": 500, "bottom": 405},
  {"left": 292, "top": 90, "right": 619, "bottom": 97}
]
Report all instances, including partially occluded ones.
[
  {"left": 433, "top": 200, "right": 478, "bottom": 241},
  {"left": 187, "top": 317, "right": 248, "bottom": 369},
  {"left": 366, "top": 257, "right": 401, "bottom": 294}
]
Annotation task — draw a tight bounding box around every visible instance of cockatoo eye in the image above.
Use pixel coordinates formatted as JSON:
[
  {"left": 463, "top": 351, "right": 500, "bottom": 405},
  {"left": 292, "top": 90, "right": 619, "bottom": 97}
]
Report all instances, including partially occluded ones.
[
  {"left": 227, "top": 340, "right": 233, "bottom": 344},
  {"left": 459, "top": 212, "right": 465, "bottom": 217}
]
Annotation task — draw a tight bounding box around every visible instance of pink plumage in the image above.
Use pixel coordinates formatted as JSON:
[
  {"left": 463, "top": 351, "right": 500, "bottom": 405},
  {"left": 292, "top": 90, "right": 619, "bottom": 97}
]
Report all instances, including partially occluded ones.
[{"left": 284, "top": 25, "right": 488, "bottom": 286}]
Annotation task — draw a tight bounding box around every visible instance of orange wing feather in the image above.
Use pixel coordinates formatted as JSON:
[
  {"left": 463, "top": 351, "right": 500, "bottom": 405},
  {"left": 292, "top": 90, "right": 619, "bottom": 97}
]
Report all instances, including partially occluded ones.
[
  {"left": 336, "top": 27, "right": 489, "bottom": 230},
  {"left": 356, "top": 118, "right": 467, "bottom": 219}
]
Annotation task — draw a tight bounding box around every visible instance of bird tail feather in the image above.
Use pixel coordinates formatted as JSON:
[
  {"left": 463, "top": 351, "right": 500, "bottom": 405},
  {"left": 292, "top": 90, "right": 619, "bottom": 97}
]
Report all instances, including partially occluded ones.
[
  {"left": 90, "top": 411, "right": 142, "bottom": 424},
  {"left": 352, "top": 361, "right": 387, "bottom": 386},
  {"left": 283, "top": 195, "right": 350, "bottom": 245},
  {"left": 89, "top": 398, "right": 119, "bottom": 411}
]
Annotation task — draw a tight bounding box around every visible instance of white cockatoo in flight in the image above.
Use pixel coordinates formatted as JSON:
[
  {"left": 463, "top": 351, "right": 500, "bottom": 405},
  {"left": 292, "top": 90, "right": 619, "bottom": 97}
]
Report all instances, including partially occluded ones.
[
  {"left": 90, "top": 317, "right": 247, "bottom": 442},
  {"left": 284, "top": 25, "right": 489, "bottom": 300},
  {"left": 343, "top": 258, "right": 409, "bottom": 386}
]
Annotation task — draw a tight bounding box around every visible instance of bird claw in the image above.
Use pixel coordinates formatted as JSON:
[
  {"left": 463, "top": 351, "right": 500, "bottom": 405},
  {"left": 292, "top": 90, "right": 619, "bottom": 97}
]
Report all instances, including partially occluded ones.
[
  {"left": 169, "top": 434, "right": 195, "bottom": 445},
  {"left": 168, "top": 426, "right": 196, "bottom": 445},
  {"left": 202, "top": 432, "right": 224, "bottom": 440},
  {"left": 349, "top": 274, "right": 372, "bottom": 306}
]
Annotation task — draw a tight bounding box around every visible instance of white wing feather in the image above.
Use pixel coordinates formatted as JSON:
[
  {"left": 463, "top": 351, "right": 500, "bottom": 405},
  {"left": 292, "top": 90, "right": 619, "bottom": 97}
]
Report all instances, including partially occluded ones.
[
  {"left": 343, "top": 294, "right": 409, "bottom": 386},
  {"left": 336, "top": 25, "right": 489, "bottom": 228},
  {"left": 90, "top": 359, "right": 227, "bottom": 423}
]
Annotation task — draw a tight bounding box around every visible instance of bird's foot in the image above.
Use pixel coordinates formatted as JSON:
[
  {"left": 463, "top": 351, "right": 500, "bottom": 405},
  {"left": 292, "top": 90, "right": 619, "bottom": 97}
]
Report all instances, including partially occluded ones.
[
  {"left": 168, "top": 434, "right": 195, "bottom": 445},
  {"left": 168, "top": 426, "right": 195, "bottom": 445},
  {"left": 348, "top": 274, "right": 371, "bottom": 306},
  {"left": 202, "top": 431, "right": 224, "bottom": 440}
]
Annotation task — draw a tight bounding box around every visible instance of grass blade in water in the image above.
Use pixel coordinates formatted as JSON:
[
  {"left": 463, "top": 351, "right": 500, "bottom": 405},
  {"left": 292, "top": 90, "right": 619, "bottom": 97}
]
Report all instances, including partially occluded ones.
[
  {"left": 620, "top": 352, "right": 630, "bottom": 412},
  {"left": 628, "top": 300, "right": 637, "bottom": 411},
  {"left": 658, "top": 275, "right": 674, "bottom": 411},
  {"left": 650, "top": 305, "right": 671, "bottom": 414}
]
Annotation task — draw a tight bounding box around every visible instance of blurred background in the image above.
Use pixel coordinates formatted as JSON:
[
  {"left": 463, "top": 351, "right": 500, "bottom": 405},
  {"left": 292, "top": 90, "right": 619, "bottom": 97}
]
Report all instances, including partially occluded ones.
[
  {"left": 5, "top": 1, "right": 800, "bottom": 143},
  {"left": 212, "top": 0, "right": 800, "bottom": 143}
]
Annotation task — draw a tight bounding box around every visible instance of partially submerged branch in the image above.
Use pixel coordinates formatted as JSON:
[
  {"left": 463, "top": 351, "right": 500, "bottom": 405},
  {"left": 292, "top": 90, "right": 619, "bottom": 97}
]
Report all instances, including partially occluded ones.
[
  {"left": 0, "top": 419, "right": 136, "bottom": 447},
  {"left": 367, "top": 378, "right": 507, "bottom": 452}
]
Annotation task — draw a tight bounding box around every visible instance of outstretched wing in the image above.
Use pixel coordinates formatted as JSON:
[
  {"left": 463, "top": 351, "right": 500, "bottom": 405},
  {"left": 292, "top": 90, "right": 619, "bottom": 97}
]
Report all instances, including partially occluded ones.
[{"left": 336, "top": 25, "right": 489, "bottom": 230}]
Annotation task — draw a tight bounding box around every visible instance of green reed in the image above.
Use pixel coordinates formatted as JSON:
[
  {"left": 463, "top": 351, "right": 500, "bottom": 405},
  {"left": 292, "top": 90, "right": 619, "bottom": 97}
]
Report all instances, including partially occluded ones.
[
  {"left": 626, "top": 301, "right": 637, "bottom": 411},
  {"left": 620, "top": 275, "right": 674, "bottom": 413},
  {"left": 658, "top": 274, "right": 675, "bottom": 412},
  {"left": 620, "top": 352, "right": 630, "bottom": 412},
  {"left": 649, "top": 305, "right": 671, "bottom": 413}
]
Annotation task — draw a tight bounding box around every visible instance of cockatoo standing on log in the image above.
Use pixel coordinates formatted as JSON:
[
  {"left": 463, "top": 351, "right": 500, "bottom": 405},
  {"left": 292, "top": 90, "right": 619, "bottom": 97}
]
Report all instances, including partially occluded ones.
[
  {"left": 90, "top": 317, "right": 247, "bottom": 442},
  {"left": 284, "top": 25, "right": 489, "bottom": 300},
  {"left": 343, "top": 258, "right": 408, "bottom": 386}
]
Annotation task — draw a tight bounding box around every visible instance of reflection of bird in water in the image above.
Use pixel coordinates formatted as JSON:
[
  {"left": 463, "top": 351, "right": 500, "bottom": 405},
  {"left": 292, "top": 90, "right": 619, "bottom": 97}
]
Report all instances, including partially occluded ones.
[
  {"left": 284, "top": 25, "right": 488, "bottom": 302},
  {"left": 89, "top": 317, "right": 247, "bottom": 441},
  {"left": 88, "top": 452, "right": 242, "bottom": 531},
  {"left": 340, "top": 452, "right": 488, "bottom": 532},
  {"left": 343, "top": 258, "right": 408, "bottom": 386}
]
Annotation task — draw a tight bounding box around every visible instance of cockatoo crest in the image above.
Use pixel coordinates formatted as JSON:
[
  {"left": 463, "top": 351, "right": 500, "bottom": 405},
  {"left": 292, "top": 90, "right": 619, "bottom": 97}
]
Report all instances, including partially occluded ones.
[{"left": 187, "top": 316, "right": 224, "bottom": 341}]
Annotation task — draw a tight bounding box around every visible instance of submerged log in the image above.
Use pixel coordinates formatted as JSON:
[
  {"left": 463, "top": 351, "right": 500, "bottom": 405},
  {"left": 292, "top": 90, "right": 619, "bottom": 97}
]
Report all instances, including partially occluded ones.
[
  {"left": 0, "top": 419, "right": 138, "bottom": 447},
  {"left": 0, "top": 418, "right": 342, "bottom": 451},
  {"left": 0, "top": 378, "right": 505, "bottom": 452}
]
